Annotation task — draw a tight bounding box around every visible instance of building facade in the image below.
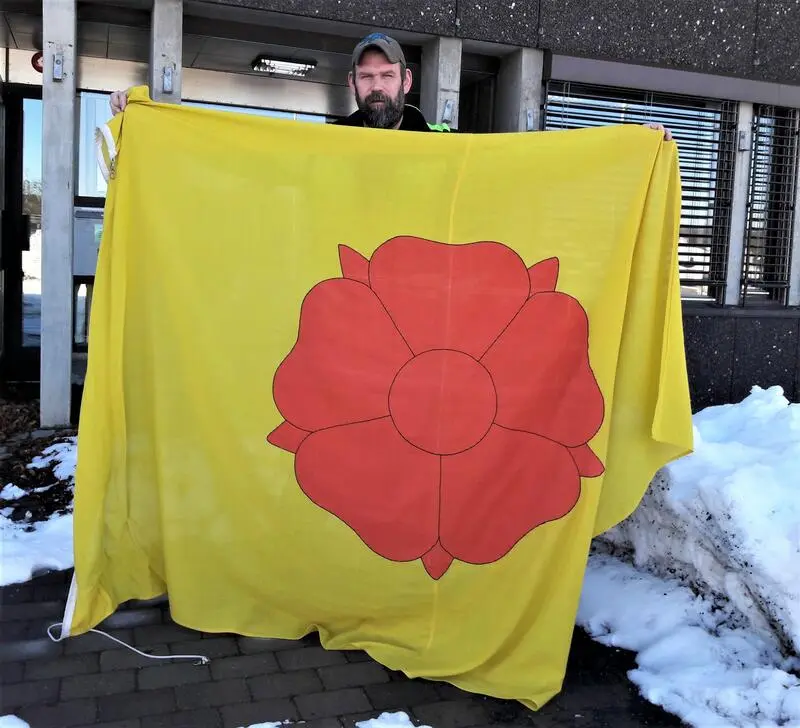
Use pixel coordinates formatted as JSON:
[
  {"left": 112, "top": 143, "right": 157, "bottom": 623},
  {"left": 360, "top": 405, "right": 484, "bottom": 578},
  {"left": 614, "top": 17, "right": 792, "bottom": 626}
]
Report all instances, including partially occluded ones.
[{"left": 1, "top": 0, "right": 799, "bottom": 425}]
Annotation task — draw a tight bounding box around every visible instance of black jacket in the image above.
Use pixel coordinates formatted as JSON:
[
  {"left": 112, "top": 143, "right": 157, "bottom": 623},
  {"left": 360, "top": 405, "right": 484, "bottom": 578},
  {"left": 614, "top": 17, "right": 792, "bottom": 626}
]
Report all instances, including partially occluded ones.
[{"left": 333, "top": 105, "right": 444, "bottom": 132}]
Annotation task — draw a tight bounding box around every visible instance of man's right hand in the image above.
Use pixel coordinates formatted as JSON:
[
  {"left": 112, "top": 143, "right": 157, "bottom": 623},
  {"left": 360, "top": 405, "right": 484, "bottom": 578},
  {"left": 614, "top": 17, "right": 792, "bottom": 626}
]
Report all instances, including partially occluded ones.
[{"left": 110, "top": 89, "right": 129, "bottom": 116}]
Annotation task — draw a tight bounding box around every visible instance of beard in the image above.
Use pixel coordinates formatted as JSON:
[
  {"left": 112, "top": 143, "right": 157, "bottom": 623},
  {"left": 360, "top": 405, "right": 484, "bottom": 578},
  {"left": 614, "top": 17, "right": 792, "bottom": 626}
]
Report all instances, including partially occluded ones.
[{"left": 356, "top": 88, "right": 405, "bottom": 129}]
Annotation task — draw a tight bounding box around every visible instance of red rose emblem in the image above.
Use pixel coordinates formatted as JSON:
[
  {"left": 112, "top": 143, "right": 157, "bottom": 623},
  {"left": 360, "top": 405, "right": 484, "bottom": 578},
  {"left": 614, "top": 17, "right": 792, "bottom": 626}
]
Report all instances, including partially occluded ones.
[{"left": 267, "top": 236, "right": 605, "bottom": 579}]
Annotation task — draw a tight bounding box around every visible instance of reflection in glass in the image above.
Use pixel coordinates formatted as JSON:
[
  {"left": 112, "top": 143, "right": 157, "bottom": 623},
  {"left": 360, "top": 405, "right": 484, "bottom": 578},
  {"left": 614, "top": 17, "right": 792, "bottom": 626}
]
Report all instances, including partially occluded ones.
[{"left": 22, "top": 98, "right": 42, "bottom": 347}]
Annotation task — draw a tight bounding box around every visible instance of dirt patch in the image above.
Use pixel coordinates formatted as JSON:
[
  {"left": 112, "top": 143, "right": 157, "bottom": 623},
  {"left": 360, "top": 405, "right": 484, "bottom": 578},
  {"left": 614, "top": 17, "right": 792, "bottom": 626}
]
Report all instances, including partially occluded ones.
[{"left": 1, "top": 432, "right": 76, "bottom": 529}]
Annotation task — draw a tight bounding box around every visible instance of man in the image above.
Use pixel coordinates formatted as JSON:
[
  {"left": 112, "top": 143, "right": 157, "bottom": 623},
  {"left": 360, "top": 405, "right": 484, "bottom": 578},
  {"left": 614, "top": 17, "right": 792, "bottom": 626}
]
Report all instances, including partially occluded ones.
[{"left": 109, "top": 32, "right": 671, "bottom": 139}]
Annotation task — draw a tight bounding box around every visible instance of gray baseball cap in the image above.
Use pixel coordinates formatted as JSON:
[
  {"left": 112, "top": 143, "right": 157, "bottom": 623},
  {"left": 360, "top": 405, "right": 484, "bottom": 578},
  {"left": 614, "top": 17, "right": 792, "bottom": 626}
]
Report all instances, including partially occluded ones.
[{"left": 352, "top": 33, "right": 406, "bottom": 68}]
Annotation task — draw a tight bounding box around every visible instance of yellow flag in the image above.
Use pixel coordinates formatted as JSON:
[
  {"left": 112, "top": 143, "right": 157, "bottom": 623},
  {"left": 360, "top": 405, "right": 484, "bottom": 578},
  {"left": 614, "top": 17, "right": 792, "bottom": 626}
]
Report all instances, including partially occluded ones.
[{"left": 66, "top": 86, "right": 693, "bottom": 709}]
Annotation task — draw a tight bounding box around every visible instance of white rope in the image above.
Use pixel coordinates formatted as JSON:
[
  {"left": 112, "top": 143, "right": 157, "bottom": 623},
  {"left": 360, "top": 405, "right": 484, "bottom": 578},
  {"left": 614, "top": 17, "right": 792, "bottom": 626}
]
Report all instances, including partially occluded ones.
[{"left": 47, "top": 622, "right": 210, "bottom": 665}]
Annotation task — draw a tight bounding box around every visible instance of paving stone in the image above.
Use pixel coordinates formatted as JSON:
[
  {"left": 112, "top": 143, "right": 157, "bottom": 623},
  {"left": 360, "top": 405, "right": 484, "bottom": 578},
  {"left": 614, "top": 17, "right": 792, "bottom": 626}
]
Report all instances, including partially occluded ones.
[
  {"left": 296, "top": 721, "right": 342, "bottom": 728},
  {"left": 171, "top": 636, "right": 238, "bottom": 659},
  {"left": 0, "top": 677, "right": 60, "bottom": 710},
  {"left": 344, "top": 650, "right": 373, "bottom": 663},
  {"left": 365, "top": 680, "right": 441, "bottom": 710},
  {"left": 141, "top": 709, "right": 223, "bottom": 728},
  {"left": 220, "top": 699, "right": 298, "bottom": 728},
  {"left": 134, "top": 624, "right": 200, "bottom": 647},
  {"left": 1, "top": 660, "right": 24, "bottom": 684},
  {"left": 412, "top": 699, "right": 490, "bottom": 728},
  {"left": 295, "top": 688, "right": 372, "bottom": 720},
  {"left": 0, "top": 620, "right": 29, "bottom": 639},
  {"left": 237, "top": 636, "right": 301, "bottom": 654},
  {"left": 210, "top": 652, "right": 280, "bottom": 680},
  {"left": 74, "top": 721, "right": 142, "bottom": 728},
  {"left": 101, "top": 608, "right": 164, "bottom": 630},
  {"left": 100, "top": 645, "right": 170, "bottom": 671},
  {"left": 138, "top": 662, "right": 212, "bottom": 690},
  {"left": 25, "top": 652, "right": 100, "bottom": 680},
  {"left": 64, "top": 629, "right": 135, "bottom": 655},
  {"left": 436, "top": 684, "right": 474, "bottom": 700},
  {"left": 318, "top": 662, "right": 391, "bottom": 690},
  {"left": 0, "top": 600, "right": 65, "bottom": 621},
  {"left": 175, "top": 678, "right": 249, "bottom": 709},
  {"left": 277, "top": 646, "right": 348, "bottom": 671},
  {"left": 18, "top": 697, "right": 98, "bottom": 728},
  {"left": 98, "top": 688, "right": 176, "bottom": 721},
  {"left": 0, "top": 636, "right": 64, "bottom": 662},
  {"left": 62, "top": 670, "right": 137, "bottom": 700},
  {"left": 248, "top": 669, "right": 323, "bottom": 700}
]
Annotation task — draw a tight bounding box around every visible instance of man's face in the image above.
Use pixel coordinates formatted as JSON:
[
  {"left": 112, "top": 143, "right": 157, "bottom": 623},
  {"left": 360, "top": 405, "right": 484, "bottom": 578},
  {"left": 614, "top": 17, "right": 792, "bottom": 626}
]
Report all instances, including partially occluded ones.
[{"left": 349, "top": 49, "right": 413, "bottom": 129}]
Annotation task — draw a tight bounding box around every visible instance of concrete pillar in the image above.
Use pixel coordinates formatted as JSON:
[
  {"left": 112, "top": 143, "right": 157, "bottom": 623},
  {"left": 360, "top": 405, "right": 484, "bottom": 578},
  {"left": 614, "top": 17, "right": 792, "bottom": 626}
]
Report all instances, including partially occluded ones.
[
  {"left": 494, "top": 48, "right": 545, "bottom": 133},
  {"left": 420, "top": 37, "right": 462, "bottom": 129},
  {"left": 724, "top": 102, "right": 754, "bottom": 306},
  {"left": 788, "top": 119, "right": 800, "bottom": 307},
  {"left": 40, "top": 0, "right": 76, "bottom": 426},
  {"left": 149, "top": 0, "right": 183, "bottom": 103}
]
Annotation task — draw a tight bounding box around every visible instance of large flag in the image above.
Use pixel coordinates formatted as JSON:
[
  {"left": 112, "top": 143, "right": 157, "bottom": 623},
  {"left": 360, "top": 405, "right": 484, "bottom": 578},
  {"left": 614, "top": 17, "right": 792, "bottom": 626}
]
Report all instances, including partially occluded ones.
[{"left": 65, "top": 86, "right": 693, "bottom": 709}]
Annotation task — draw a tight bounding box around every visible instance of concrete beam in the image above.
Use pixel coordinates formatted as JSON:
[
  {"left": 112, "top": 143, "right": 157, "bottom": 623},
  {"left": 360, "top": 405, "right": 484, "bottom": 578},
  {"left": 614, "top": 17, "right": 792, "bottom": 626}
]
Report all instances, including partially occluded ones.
[
  {"left": 724, "top": 102, "right": 755, "bottom": 307},
  {"left": 40, "top": 0, "right": 76, "bottom": 427},
  {"left": 420, "top": 37, "right": 462, "bottom": 129},
  {"left": 149, "top": 0, "right": 183, "bottom": 103},
  {"left": 494, "top": 48, "right": 545, "bottom": 133}
]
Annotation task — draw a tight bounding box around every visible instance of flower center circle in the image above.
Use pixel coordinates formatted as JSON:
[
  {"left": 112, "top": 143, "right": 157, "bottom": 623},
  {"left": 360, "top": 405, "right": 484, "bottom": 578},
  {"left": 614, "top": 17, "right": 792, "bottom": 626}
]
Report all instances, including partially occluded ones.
[{"left": 389, "top": 350, "right": 497, "bottom": 455}]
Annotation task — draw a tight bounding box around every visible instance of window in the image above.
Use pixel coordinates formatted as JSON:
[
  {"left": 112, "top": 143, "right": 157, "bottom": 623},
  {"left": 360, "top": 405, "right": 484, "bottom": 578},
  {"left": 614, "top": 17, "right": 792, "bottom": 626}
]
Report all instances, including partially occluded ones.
[
  {"left": 544, "top": 81, "right": 738, "bottom": 303},
  {"left": 78, "top": 92, "right": 114, "bottom": 199},
  {"left": 740, "top": 105, "right": 799, "bottom": 306}
]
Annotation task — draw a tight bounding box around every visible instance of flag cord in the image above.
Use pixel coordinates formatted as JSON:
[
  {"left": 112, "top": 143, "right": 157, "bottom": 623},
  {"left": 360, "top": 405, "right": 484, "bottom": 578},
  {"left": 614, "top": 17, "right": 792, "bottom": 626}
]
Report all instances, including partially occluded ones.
[{"left": 46, "top": 622, "right": 211, "bottom": 665}]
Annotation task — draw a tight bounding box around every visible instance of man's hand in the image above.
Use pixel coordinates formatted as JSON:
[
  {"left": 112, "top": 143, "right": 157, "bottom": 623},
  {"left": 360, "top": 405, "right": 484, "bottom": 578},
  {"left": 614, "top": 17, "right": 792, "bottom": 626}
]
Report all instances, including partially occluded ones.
[
  {"left": 110, "top": 89, "right": 129, "bottom": 116},
  {"left": 642, "top": 122, "right": 673, "bottom": 141}
]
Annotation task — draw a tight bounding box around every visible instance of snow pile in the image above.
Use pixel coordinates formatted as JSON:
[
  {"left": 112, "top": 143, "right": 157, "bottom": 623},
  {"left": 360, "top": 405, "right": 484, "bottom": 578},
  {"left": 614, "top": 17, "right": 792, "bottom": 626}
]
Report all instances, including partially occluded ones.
[
  {"left": 0, "top": 439, "right": 78, "bottom": 586},
  {"left": 579, "top": 385, "right": 800, "bottom": 727},
  {"left": 602, "top": 385, "right": 800, "bottom": 653},
  {"left": 579, "top": 553, "right": 800, "bottom": 727}
]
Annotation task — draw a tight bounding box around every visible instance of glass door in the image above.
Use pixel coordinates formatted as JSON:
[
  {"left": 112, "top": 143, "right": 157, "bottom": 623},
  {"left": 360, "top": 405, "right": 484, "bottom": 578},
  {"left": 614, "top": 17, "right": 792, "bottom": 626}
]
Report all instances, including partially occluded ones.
[{"left": 1, "top": 84, "right": 42, "bottom": 381}]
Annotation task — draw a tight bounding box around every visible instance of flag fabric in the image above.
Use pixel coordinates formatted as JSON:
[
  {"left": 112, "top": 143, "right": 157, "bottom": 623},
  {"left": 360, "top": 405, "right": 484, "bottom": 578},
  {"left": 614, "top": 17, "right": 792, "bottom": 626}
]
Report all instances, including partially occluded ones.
[{"left": 66, "top": 86, "right": 693, "bottom": 709}]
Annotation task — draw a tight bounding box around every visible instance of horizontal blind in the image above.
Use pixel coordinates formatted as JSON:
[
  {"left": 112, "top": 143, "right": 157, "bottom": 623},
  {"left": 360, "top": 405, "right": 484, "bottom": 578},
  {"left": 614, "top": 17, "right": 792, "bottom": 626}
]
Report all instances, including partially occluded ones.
[
  {"left": 741, "top": 105, "right": 799, "bottom": 306},
  {"left": 544, "top": 81, "right": 738, "bottom": 303}
]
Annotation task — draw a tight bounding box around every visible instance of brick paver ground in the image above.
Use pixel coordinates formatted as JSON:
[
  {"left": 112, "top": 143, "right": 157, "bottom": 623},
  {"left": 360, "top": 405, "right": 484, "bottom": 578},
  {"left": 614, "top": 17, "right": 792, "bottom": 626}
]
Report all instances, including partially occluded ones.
[{"left": 0, "top": 569, "right": 684, "bottom": 728}]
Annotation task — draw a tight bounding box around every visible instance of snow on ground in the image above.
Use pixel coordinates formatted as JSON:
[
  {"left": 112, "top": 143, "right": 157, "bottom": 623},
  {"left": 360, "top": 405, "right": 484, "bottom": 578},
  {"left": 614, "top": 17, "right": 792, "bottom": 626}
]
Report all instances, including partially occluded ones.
[
  {"left": 236, "top": 715, "right": 422, "bottom": 728},
  {"left": 0, "top": 438, "right": 78, "bottom": 586},
  {"left": 580, "top": 385, "right": 800, "bottom": 727}
]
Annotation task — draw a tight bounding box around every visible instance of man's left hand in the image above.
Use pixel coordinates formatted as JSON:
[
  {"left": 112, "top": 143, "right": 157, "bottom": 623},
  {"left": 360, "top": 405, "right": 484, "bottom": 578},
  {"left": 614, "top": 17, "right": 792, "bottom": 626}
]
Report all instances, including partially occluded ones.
[{"left": 643, "top": 122, "right": 673, "bottom": 141}]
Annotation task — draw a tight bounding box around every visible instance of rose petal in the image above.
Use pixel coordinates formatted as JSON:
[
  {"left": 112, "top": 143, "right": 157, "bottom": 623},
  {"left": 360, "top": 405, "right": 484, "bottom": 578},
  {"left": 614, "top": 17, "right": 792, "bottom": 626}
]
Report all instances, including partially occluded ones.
[
  {"left": 296, "top": 418, "right": 440, "bottom": 562},
  {"left": 267, "top": 421, "right": 310, "bottom": 453},
  {"left": 569, "top": 443, "right": 605, "bottom": 478},
  {"left": 481, "top": 291, "right": 604, "bottom": 447},
  {"left": 439, "top": 425, "right": 581, "bottom": 565},
  {"left": 273, "top": 279, "right": 412, "bottom": 432},
  {"left": 369, "top": 236, "right": 530, "bottom": 358},
  {"left": 528, "top": 257, "right": 559, "bottom": 293},
  {"left": 422, "top": 542, "right": 454, "bottom": 579},
  {"left": 339, "top": 245, "right": 370, "bottom": 285}
]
